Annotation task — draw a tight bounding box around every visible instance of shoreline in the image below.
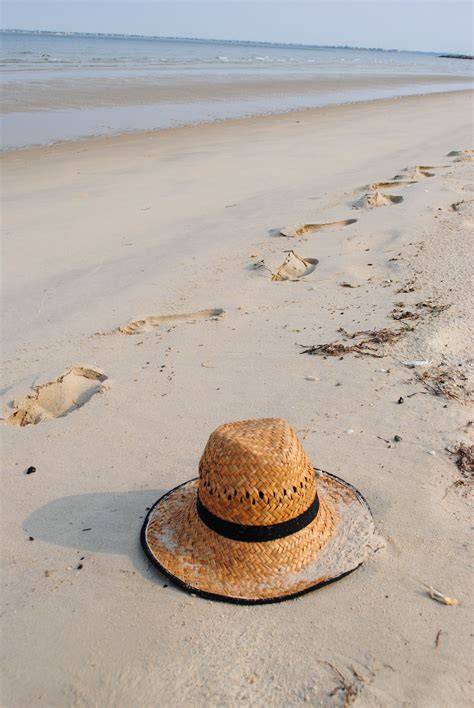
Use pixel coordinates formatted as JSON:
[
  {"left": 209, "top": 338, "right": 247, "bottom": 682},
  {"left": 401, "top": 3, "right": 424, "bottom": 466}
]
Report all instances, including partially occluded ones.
[{"left": 2, "top": 86, "right": 473, "bottom": 154}]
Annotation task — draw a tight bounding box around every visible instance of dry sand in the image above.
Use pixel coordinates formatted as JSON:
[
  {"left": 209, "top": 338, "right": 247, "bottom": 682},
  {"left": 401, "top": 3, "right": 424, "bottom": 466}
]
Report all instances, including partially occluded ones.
[{"left": 1, "top": 90, "right": 473, "bottom": 706}]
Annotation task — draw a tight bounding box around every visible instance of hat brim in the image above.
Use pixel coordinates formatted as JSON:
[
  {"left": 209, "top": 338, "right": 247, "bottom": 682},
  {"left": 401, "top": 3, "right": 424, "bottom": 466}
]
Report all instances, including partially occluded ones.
[{"left": 141, "top": 469, "right": 376, "bottom": 604}]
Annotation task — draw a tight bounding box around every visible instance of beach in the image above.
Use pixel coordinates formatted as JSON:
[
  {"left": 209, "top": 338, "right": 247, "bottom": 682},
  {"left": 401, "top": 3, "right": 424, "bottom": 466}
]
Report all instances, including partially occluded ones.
[
  {"left": 2, "top": 32, "right": 473, "bottom": 150},
  {"left": 1, "top": 88, "right": 473, "bottom": 706}
]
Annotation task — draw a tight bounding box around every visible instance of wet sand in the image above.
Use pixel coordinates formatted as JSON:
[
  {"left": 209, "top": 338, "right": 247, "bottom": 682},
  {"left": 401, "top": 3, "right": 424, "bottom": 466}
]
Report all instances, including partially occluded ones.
[{"left": 2, "top": 72, "right": 472, "bottom": 149}]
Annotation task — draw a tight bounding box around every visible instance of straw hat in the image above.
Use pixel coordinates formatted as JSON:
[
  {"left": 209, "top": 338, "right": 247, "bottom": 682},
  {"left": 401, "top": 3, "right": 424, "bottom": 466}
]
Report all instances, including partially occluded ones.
[{"left": 141, "top": 418, "right": 375, "bottom": 603}]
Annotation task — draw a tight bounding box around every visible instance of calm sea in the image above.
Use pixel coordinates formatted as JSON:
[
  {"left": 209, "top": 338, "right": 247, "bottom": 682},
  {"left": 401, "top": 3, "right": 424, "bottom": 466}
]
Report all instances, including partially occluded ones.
[{"left": 1, "top": 31, "right": 473, "bottom": 149}]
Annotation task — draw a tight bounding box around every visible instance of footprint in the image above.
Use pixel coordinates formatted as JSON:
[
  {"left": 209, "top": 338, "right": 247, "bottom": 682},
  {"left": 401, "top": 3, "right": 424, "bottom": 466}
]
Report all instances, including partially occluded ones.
[
  {"left": 118, "top": 308, "right": 224, "bottom": 335},
  {"left": 447, "top": 149, "right": 474, "bottom": 156},
  {"left": 271, "top": 251, "right": 318, "bottom": 281},
  {"left": 6, "top": 367, "right": 108, "bottom": 427},
  {"left": 353, "top": 191, "right": 403, "bottom": 209},
  {"left": 279, "top": 219, "right": 357, "bottom": 238},
  {"left": 368, "top": 181, "right": 416, "bottom": 190},
  {"left": 393, "top": 166, "right": 435, "bottom": 179}
]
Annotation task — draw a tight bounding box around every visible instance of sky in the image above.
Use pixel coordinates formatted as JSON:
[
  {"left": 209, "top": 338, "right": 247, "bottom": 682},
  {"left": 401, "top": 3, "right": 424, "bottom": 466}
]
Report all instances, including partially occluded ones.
[{"left": 2, "top": 1, "right": 473, "bottom": 54}]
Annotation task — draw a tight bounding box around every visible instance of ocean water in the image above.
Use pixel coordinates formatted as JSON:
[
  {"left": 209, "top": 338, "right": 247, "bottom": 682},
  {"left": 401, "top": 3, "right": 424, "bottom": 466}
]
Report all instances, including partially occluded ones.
[{"left": 1, "top": 31, "right": 473, "bottom": 149}]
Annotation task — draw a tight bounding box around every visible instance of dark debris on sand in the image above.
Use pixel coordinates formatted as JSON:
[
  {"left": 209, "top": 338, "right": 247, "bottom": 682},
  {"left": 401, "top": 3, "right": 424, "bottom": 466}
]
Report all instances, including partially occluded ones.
[
  {"left": 391, "top": 300, "right": 450, "bottom": 322},
  {"left": 446, "top": 443, "right": 474, "bottom": 481},
  {"left": 300, "top": 326, "right": 411, "bottom": 358},
  {"left": 416, "top": 364, "right": 472, "bottom": 404}
]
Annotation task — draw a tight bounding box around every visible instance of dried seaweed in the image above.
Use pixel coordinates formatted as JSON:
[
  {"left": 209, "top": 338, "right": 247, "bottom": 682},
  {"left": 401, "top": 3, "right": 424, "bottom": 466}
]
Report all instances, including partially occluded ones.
[
  {"left": 302, "top": 342, "right": 360, "bottom": 357},
  {"left": 325, "top": 663, "right": 373, "bottom": 707},
  {"left": 446, "top": 442, "right": 474, "bottom": 480},
  {"left": 415, "top": 300, "right": 451, "bottom": 315},
  {"left": 338, "top": 326, "right": 412, "bottom": 343},
  {"left": 396, "top": 279, "right": 417, "bottom": 293},
  {"left": 392, "top": 308, "right": 420, "bottom": 321},
  {"left": 416, "top": 364, "right": 472, "bottom": 404},
  {"left": 391, "top": 300, "right": 450, "bottom": 321},
  {"left": 301, "top": 326, "right": 411, "bottom": 358}
]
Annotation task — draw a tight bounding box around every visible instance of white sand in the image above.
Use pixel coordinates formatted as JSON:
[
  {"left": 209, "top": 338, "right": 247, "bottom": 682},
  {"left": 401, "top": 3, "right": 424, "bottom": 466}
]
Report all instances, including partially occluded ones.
[{"left": 1, "top": 90, "right": 473, "bottom": 706}]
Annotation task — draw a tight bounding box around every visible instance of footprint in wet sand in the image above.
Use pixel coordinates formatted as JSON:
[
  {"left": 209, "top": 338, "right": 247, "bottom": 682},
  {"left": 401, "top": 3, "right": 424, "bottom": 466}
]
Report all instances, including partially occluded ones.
[
  {"left": 270, "top": 250, "right": 318, "bottom": 281},
  {"left": 6, "top": 367, "right": 108, "bottom": 427},
  {"left": 279, "top": 219, "right": 357, "bottom": 238},
  {"left": 118, "top": 308, "right": 225, "bottom": 335},
  {"left": 353, "top": 191, "right": 403, "bottom": 209}
]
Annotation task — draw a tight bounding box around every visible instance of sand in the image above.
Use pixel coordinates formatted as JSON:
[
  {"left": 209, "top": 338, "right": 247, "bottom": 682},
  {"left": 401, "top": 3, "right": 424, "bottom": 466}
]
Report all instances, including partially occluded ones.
[{"left": 1, "top": 90, "right": 473, "bottom": 706}]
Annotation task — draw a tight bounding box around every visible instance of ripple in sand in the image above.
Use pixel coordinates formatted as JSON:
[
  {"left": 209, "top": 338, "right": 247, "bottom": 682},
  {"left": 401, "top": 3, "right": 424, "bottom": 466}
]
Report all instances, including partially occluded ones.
[
  {"left": 279, "top": 219, "right": 357, "bottom": 238},
  {"left": 271, "top": 250, "right": 318, "bottom": 281},
  {"left": 352, "top": 191, "right": 403, "bottom": 209},
  {"left": 118, "top": 308, "right": 224, "bottom": 335},
  {"left": 6, "top": 367, "right": 108, "bottom": 427}
]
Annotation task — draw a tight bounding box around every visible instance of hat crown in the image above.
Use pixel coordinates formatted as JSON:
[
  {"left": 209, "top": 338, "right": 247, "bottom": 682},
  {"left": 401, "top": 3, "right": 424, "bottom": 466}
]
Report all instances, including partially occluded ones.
[{"left": 198, "top": 418, "right": 316, "bottom": 526}]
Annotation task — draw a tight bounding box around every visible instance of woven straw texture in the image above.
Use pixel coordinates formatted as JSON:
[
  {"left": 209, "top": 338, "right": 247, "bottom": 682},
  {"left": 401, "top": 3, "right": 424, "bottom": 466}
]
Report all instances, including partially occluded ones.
[
  {"left": 198, "top": 419, "right": 316, "bottom": 524},
  {"left": 142, "top": 418, "right": 375, "bottom": 602}
]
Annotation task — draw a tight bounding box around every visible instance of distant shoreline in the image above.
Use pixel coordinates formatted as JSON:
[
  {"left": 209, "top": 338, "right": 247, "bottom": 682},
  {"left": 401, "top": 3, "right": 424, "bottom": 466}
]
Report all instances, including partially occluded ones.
[{"left": 0, "top": 28, "right": 448, "bottom": 56}]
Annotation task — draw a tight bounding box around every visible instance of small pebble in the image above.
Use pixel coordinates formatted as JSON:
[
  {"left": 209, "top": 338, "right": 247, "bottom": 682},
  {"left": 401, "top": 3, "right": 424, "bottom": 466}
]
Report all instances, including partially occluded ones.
[
  {"left": 77, "top": 563, "right": 83, "bottom": 570},
  {"left": 397, "top": 397, "right": 404, "bottom": 404},
  {"left": 26, "top": 466, "right": 36, "bottom": 475},
  {"left": 28, "top": 536, "right": 34, "bottom": 541},
  {"left": 394, "top": 435, "right": 402, "bottom": 442}
]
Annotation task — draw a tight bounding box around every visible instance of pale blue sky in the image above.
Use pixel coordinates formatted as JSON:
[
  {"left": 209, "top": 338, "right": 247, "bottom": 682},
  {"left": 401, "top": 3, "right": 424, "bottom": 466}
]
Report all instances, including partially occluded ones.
[{"left": 2, "top": 1, "right": 473, "bottom": 54}]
